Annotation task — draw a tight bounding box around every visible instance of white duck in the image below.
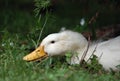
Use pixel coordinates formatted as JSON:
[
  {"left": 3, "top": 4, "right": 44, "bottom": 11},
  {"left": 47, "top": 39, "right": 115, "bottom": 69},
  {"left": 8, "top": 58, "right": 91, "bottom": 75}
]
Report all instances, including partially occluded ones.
[{"left": 23, "top": 30, "right": 120, "bottom": 71}]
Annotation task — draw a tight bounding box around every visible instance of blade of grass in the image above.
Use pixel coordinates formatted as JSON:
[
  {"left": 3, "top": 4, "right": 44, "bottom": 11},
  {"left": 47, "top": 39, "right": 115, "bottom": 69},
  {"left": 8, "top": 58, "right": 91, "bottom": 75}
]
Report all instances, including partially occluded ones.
[{"left": 36, "top": 12, "right": 49, "bottom": 48}]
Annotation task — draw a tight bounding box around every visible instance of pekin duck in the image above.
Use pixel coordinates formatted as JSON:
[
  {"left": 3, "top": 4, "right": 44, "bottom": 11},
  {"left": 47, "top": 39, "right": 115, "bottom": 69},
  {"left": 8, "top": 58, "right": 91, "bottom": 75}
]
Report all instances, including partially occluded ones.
[{"left": 23, "top": 30, "right": 120, "bottom": 71}]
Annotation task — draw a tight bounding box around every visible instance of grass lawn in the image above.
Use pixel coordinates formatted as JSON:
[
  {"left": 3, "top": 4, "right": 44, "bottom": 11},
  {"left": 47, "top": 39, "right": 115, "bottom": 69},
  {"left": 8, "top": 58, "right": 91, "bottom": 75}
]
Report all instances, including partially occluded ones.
[{"left": 0, "top": 9, "right": 120, "bottom": 81}]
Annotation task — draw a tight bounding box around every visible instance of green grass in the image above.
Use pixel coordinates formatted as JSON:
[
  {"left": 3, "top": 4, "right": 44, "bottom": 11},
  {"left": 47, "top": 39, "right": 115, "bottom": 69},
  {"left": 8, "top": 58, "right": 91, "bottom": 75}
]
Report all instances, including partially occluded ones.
[{"left": 0, "top": 9, "right": 120, "bottom": 81}]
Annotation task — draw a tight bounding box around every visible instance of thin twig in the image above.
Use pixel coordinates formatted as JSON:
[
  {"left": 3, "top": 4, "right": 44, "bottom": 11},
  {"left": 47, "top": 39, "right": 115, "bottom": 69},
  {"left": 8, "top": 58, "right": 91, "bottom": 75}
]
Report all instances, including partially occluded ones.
[
  {"left": 80, "top": 36, "right": 90, "bottom": 64},
  {"left": 88, "top": 12, "right": 99, "bottom": 25},
  {"left": 86, "top": 43, "right": 98, "bottom": 63},
  {"left": 98, "top": 53, "right": 103, "bottom": 61}
]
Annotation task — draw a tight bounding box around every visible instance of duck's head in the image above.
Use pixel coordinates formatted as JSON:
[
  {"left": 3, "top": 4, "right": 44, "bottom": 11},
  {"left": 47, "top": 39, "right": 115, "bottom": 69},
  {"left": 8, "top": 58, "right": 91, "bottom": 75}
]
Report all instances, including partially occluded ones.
[{"left": 23, "top": 30, "right": 88, "bottom": 62}]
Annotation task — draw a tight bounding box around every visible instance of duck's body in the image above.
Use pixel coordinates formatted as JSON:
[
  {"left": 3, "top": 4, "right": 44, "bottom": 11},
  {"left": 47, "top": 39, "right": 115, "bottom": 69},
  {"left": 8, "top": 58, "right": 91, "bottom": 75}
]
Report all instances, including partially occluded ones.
[
  {"left": 70, "top": 34, "right": 120, "bottom": 71},
  {"left": 23, "top": 30, "right": 120, "bottom": 71}
]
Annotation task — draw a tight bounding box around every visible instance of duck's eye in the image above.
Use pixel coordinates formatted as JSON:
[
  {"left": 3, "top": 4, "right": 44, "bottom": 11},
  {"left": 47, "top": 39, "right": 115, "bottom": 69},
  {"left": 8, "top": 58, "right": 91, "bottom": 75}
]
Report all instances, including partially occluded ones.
[{"left": 50, "top": 40, "right": 55, "bottom": 44}]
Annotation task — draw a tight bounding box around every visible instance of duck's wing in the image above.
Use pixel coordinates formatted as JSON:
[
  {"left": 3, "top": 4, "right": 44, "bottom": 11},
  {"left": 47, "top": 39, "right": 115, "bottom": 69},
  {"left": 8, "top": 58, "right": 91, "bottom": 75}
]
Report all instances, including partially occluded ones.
[
  {"left": 103, "top": 36, "right": 120, "bottom": 51},
  {"left": 96, "top": 36, "right": 120, "bottom": 70}
]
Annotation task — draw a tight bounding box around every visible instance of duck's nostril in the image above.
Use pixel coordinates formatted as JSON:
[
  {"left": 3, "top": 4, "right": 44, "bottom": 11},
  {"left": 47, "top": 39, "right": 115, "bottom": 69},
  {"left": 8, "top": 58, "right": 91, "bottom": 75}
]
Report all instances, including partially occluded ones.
[{"left": 45, "top": 52, "right": 48, "bottom": 55}]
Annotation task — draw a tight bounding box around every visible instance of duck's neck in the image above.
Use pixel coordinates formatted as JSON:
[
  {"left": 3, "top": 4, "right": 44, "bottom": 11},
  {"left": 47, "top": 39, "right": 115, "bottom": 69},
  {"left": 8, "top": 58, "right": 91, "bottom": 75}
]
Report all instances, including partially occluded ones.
[
  {"left": 70, "top": 39, "right": 90, "bottom": 64},
  {"left": 70, "top": 40, "right": 100, "bottom": 65}
]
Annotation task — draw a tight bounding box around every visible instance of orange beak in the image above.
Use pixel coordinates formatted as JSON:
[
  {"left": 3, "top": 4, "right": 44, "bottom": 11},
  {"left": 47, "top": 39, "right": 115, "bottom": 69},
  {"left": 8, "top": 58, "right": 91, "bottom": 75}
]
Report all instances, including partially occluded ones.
[{"left": 23, "top": 46, "right": 48, "bottom": 61}]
